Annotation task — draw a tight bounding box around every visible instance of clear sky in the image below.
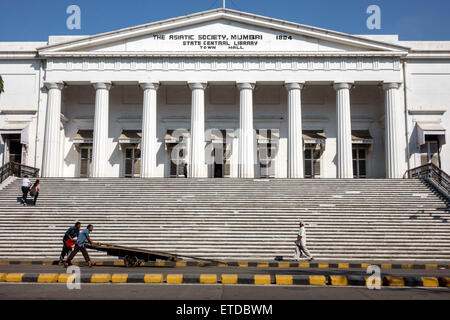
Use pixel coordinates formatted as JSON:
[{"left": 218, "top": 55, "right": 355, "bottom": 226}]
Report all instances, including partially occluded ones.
[{"left": 0, "top": 0, "right": 449, "bottom": 41}]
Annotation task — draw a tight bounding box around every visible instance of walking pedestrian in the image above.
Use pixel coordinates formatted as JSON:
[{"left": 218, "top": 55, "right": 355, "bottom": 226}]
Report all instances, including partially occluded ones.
[
  {"left": 20, "top": 175, "right": 31, "bottom": 206},
  {"left": 59, "top": 222, "right": 81, "bottom": 265},
  {"left": 29, "top": 179, "right": 40, "bottom": 206},
  {"left": 294, "top": 221, "right": 314, "bottom": 261},
  {"left": 183, "top": 163, "right": 188, "bottom": 178},
  {"left": 65, "top": 224, "right": 95, "bottom": 267}
]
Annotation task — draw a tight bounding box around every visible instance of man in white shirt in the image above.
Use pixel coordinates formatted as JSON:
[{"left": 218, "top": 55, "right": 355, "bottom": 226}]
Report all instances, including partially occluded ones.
[
  {"left": 21, "top": 175, "right": 31, "bottom": 206},
  {"left": 294, "top": 221, "right": 314, "bottom": 261}
]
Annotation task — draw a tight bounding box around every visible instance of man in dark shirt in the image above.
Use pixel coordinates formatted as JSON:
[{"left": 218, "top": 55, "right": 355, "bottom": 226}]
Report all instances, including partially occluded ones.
[{"left": 58, "top": 222, "right": 81, "bottom": 265}]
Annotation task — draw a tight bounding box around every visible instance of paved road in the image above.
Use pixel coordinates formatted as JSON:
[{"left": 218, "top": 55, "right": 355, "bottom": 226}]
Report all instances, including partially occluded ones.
[
  {"left": 0, "top": 283, "right": 449, "bottom": 300},
  {"left": 1, "top": 264, "right": 450, "bottom": 277}
]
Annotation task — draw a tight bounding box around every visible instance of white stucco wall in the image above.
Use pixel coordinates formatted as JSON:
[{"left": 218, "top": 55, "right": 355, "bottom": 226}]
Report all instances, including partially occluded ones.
[
  {"left": 0, "top": 59, "right": 43, "bottom": 168},
  {"left": 405, "top": 59, "right": 450, "bottom": 173}
]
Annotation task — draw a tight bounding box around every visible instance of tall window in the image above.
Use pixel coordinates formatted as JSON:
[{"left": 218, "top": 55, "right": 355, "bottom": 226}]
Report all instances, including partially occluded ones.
[
  {"left": 304, "top": 147, "right": 321, "bottom": 178},
  {"left": 259, "top": 142, "right": 275, "bottom": 178},
  {"left": 168, "top": 144, "right": 186, "bottom": 177},
  {"left": 7, "top": 137, "right": 22, "bottom": 163},
  {"left": 212, "top": 142, "right": 231, "bottom": 178},
  {"left": 257, "top": 129, "right": 277, "bottom": 179},
  {"left": 80, "top": 146, "right": 92, "bottom": 177},
  {"left": 125, "top": 147, "right": 141, "bottom": 178},
  {"left": 420, "top": 139, "right": 440, "bottom": 167},
  {"left": 352, "top": 147, "right": 367, "bottom": 178}
]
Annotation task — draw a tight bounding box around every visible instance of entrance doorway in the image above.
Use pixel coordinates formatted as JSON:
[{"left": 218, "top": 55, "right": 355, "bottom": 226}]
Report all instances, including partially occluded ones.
[
  {"left": 352, "top": 146, "right": 367, "bottom": 178},
  {"left": 7, "top": 136, "right": 22, "bottom": 163},
  {"left": 304, "top": 146, "right": 321, "bottom": 178},
  {"left": 80, "top": 146, "right": 92, "bottom": 177},
  {"left": 124, "top": 147, "right": 141, "bottom": 178},
  {"left": 1, "top": 134, "right": 22, "bottom": 165},
  {"left": 167, "top": 143, "right": 187, "bottom": 177},
  {"left": 258, "top": 142, "right": 275, "bottom": 178},
  {"left": 420, "top": 136, "right": 441, "bottom": 167},
  {"left": 212, "top": 142, "right": 229, "bottom": 178}
]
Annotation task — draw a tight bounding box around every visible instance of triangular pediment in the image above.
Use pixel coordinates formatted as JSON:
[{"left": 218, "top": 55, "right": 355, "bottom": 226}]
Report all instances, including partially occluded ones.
[{"left": 39, "top": 8, "right": 409, "bottom": 56}]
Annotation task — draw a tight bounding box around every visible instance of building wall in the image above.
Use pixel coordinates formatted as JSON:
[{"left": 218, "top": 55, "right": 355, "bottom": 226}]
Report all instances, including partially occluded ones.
[
  {"left": 0, "top": 59, "right": 43, "bottom": 168},
  {"left": 405, "top": 60, "right": 450, "bottom": 173}
]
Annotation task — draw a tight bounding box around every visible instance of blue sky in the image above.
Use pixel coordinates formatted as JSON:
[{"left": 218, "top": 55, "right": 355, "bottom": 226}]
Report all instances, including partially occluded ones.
[{"left": 0, "top": 0, "right": 449, "bottom": 41}]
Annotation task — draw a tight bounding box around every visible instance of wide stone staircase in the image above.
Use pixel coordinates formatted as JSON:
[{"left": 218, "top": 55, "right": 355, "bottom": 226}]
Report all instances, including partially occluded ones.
[{"left": 0, "top": 178, "right": 449, "bottom": 261}]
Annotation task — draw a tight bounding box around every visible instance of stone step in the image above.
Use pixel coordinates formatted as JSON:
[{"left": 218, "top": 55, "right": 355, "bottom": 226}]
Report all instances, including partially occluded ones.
[{"left": 1, "top": 177, "right": 449, "bottom": 260}]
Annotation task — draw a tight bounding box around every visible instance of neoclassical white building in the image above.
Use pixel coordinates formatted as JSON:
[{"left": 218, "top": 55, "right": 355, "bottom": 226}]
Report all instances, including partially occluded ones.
[{"left": 0, "top": 8, "right": 448, "bottom": 179}]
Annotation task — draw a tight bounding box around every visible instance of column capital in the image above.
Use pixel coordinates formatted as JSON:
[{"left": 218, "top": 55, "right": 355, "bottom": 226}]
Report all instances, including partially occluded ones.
[
  {"left": 236, "top": 82, "right": 255, "bottom": 91},
  {"left": 382, "top": 82, "right": 401, "bottom": 90},
  {"left": 285, "top": 82, "right": 305, "bottom": 91},
  {"left": 333, "top": 82, "right": 353, "bottom": 91},
  {"left": 140, "top": 82, "right": 159, "bottom": 90},
  {"left": 91, "top": 82, "right": 112, "bottom": 91},
  {"left": 44, "top": 81, "right": 64, "bottom": 90},
  {"left": 188, "top": 82, "right": 208, "bottom": 90}
]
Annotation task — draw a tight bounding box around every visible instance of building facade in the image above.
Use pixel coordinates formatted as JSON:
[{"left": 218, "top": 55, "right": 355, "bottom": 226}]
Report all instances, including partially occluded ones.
[{"left": 0, "top": 9, "right": 448, "bottom": 179}]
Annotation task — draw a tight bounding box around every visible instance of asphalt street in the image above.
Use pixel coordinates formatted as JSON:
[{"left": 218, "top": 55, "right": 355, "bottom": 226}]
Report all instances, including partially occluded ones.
[
  {"left": 1, "top": 264, "right": 449, "bottom": 300},
  {"left": 0, "top": 282, "right": 449, "bottom": 300}
]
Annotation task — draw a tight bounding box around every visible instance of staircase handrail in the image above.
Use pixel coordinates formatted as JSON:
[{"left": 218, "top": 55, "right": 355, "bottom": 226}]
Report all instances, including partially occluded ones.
[
  {"left": 404, "top": 163, "right": 449, "bottom": 199},
  {"left": 0, "top": 162, "right": 40, "bottom": 183}
]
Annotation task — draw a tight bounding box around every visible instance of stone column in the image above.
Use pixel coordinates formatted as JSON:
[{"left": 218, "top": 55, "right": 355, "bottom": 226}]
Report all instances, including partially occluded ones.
[
  {"left": 334, "top": 82, "right": 353, "bottom": 178},
  {"left": 91, "top": 82, "right": 111, "bottom": 178},
  {"left": 237, "top": 82, "right": 256, "bottom": 178},
  {"left": 383, "top": 82, "right": 402, "bottom": 178},
  {"left": 285, "top": 82, "right": 305, "bottom": 178},
  {"left": 42, "top": 82, "right": 64, "bottom": 177},
  {"left": 188, "top": 82, "right": 208, "bottom": 178},
  {"left": 140, "top": 82, "right": 159, "bottom": 178}
]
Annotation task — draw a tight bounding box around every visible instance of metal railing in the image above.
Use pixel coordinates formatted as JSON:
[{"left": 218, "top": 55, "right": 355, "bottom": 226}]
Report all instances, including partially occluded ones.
[
  {"left": 0, "top": 162, "right": 40, "bottom": 183},
  {"left": 405, "top": 163, "right": 450, "bottom": 201}
]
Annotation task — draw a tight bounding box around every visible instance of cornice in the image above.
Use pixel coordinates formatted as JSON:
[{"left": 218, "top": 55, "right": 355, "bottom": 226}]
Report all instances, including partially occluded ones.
[
  {"left": 408, "top": 109, "right": 446, "bottom": 115},
  {"left": 45, "top": 56, "right": 403, "bottom": 73},
  {"left": 39, "top": 51, "right": 408, "bottom": 58}
]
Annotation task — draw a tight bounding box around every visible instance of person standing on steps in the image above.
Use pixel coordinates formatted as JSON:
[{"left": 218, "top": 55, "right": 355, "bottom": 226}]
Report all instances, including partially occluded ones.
[
  {"left": 29, "top": 179, "right": 40, "bottom": 206},
  {"left": 65, "top": 224, "right": 95, "bottom": 267},
  {"left": 59, "top": 222, "right": 81, "bottom": 265},
  {"left": 20, "top": 175, "right": 31, "bottom": 206},
  {"left": 294, "top": 221, "right": 314, "bottom": 261},
  {"left": 183, "top": 163, "right": 188, "bottom": 178}
]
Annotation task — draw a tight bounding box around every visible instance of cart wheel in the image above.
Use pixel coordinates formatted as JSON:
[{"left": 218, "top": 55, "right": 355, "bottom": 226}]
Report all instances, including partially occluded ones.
[{"left": 124, "top": 255, "right": 138, "bottom": 268}]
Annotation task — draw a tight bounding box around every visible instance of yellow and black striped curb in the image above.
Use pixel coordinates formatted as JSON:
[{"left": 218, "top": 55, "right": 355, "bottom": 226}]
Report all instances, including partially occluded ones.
[
  {"left": 0, "top": 273, "right": 449, "bottom": 287},
  {"left": 0, "top": 260, "right": 448, "bottom": 270}
]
